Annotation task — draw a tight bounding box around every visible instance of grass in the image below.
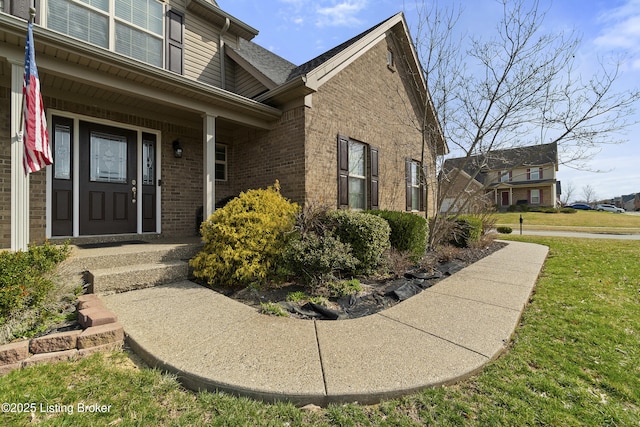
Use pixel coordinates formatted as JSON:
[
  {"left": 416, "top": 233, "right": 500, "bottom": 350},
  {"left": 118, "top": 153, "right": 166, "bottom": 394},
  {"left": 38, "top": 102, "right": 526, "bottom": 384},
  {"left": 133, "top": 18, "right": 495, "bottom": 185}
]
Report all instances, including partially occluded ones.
[
  {"left": 1, "top": 237, "right": 639, "bottom": 425},
  {"left": 495, "top": 210, "right": 640, "bottom": 234}
]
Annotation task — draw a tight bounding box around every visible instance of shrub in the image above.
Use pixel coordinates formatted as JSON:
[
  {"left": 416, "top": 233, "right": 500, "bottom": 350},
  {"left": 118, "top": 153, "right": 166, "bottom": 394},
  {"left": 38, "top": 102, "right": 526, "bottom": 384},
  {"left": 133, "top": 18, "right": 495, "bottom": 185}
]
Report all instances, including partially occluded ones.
[
  {"left": 530, "top": 207, "right": 558, "bottom": 213},
  {"left": 560, "top": 207, "right": 577, "bottom": 214},
  {"left": 327, "top": 210, "right": 391, "bottom": 274},
  {"left": 497, "top": 226, "right": 513, "bottom": 234},
  {"left": 368, "top": 210, "right": 428, "bottom": 260},
  {"left": 283, "top": 232, "right": 358, "bottom": 285},
  {"left": 0, "top": 242, "right": 70, "bottom": 323},
  {"left": 190, "top": 182, "right": 299, "bottom": 287},
  {"left": 449, "top": 215, "right": 483, "bottom": 248}
]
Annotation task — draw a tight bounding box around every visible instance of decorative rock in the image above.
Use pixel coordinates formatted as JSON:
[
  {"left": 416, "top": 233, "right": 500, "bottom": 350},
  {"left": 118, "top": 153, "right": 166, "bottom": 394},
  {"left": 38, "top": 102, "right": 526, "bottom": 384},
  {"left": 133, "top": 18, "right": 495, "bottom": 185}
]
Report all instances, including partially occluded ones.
[
  {"left": 22, "top": 349, "right": 78, "bottom": 367},
  {"left": 77, "top": 323, "right": 124, "bottom": 349},
  {"left": 0, "top": 341, "right": 29, "bottom": 365},
  {"left": 29, "top": 330, "right": 81, "bottom": 354}
]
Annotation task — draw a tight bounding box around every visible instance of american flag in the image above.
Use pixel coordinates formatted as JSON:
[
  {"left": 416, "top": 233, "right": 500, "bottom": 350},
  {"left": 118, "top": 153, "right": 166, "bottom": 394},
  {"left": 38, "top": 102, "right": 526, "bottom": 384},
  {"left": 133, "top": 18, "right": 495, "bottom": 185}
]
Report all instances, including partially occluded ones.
[{"left": 22, "top": 22, "right": 52, "bottom": 174}]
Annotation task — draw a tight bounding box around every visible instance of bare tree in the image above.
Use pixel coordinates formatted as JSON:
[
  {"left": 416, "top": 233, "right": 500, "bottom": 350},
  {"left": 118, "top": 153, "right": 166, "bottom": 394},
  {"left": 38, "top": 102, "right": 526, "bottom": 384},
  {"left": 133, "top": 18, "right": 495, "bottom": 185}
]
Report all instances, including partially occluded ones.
[
  {"left": 582, "top": 184, "right": 597, "bottom": 204},
  {"left": 399, "top": 0, "right": 640, "bottom": 248},
  {"left": 560, "top": 181, "right": 576, "bottom": 205}
]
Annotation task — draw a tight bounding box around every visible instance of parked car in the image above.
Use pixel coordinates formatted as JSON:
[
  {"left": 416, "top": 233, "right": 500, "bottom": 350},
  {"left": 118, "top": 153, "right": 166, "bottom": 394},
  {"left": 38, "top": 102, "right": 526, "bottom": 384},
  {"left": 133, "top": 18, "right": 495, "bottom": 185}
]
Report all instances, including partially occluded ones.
[
  {"left": 596, "top": 204, "right": 625, "bottom": 213},
  {"left": 567, "top": 203, "right": 593, "bottom": 210}
]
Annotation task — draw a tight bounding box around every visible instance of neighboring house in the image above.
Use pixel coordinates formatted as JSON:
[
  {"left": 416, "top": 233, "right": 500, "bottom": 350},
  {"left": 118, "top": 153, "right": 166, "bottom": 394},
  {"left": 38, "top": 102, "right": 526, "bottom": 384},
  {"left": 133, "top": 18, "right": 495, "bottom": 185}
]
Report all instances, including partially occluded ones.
[
  {"left": 622, "top": 193, "right": 640, "bottom": 212},
  {"left": 1, "top": 1, "right": 447, "bottom": 249},
  {"left": 441, "top": 142, "right": 559, "bottom": 212}
]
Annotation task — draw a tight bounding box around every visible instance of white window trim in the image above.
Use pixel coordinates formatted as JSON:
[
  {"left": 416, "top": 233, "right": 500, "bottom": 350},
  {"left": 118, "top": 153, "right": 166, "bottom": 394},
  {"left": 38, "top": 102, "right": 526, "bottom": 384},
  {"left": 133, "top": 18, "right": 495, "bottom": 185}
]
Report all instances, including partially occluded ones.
[
  {"left": 215, "top": 143, "right": 227, "bottom": 182},
  {"left": 530, "top": 189, "right": 541, "bottom": 205},
  {"left": 529, "top": 168, "right": 540, "bottom": 180},
  {"left": 348, "top": 140, "right": 367, "bottom": 210},
  {"left": 409, "top": 161, "right": 421, "bottom": 211},
  {"left": 45, "top": 109, "right": 162, "bottom": 238},
  {"left": 42, "top": 0, "right": 165, "bottom": 67}
]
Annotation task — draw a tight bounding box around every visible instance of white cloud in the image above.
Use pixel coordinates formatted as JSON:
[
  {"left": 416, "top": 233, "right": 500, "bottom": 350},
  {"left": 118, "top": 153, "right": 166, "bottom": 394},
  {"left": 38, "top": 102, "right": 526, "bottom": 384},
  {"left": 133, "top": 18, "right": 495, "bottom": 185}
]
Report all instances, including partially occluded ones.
[
  {"left": 276, "top": 0, "right": 368, "bottom": 29},
  {"left": 315, "top": 0, "right": 368, "bottom": 27},
  {"left": 594, "top": 0, "right": 640, "bottom": 68}
]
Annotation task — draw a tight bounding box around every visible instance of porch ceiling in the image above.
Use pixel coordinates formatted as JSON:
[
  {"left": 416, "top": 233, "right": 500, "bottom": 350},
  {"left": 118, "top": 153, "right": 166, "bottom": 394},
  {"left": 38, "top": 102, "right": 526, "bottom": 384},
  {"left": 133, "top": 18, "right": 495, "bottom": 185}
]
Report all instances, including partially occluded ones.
[{"left": 0, "top": 14, "right": 281, "bottom": 129}]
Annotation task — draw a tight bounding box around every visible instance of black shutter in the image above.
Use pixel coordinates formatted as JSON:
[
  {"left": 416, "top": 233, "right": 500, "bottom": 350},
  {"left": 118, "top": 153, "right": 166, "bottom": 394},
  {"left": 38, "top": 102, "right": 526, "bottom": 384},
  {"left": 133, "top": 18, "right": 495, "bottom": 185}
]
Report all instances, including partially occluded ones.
[
  {"left": 405, "top": 158, "right": 412, "bottom": 211},
  {"left": 420, "top": 164, "right": 427, "bottom": 212},
  {"left": 369, "top": 147, "right": 379, "bottom": 210},
  {"left": 337, "top": 135, "right": 349, "bottom": 208},
  {"left": 166, "top": 8, "right": 184, "bottom": 74}
]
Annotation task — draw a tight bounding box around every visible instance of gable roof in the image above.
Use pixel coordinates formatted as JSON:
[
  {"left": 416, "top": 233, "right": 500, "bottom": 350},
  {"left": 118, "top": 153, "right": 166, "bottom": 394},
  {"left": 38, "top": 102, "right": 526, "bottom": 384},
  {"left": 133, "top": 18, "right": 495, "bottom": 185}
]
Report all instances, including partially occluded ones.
[
  {"left": 226, "top": 12, "right": 447, "bottom": 155},
  {"left": 227, "top": 39, "right": 297, "bottom": 88},
  {"left": 443, "top": 142, "right": 558, "bottom": 185},
  {"left": 285, "top": 16, "right": 393, "bottom": 82}
]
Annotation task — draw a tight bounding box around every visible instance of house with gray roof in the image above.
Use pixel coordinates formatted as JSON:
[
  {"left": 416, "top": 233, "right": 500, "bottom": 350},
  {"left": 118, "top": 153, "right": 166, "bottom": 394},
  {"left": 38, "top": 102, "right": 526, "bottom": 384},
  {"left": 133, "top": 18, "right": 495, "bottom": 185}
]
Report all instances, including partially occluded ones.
[
  {"left": 1, "top": 1, "right": 446, "bottom": 249},
  {"left": 441, "top": 142, "right": 560, "bottom": 212}
]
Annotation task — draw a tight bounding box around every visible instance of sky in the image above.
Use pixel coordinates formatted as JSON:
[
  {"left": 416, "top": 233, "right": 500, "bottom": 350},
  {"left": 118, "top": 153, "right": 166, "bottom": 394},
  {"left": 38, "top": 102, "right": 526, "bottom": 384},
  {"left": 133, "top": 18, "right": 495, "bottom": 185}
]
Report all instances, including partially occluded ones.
[{"left": 218, "top": 0, "right": 640, "bottom": 204}]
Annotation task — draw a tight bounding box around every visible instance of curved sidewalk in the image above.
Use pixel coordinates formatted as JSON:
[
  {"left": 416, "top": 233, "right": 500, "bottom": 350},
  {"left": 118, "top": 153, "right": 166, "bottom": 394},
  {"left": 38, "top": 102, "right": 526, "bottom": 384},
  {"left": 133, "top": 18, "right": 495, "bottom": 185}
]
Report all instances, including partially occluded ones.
[{"left": 101, "top": 240, "right": 548, "bottom": 406}]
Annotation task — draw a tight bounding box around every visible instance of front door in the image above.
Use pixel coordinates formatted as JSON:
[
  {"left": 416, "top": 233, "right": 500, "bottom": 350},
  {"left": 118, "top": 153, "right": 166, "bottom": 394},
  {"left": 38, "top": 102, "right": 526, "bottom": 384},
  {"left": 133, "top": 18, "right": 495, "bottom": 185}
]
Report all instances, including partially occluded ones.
[
  {"left": 79, "top": 122, "right": 137, "bottom": 235},
  {"left": 501, "top": 191, "right": 510, "bottom": 207}
]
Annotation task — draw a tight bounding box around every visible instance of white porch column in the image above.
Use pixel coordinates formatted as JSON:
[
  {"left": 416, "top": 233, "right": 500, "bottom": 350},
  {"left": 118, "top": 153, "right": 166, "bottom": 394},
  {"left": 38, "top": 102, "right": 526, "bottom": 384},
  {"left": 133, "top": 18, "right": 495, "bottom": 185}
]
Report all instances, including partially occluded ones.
[
  {"left": 10, "top": 60, "right": 29, "bottom": 252},
  {"left": 203, "top": 113, "right": 217, "bottom": 220}
]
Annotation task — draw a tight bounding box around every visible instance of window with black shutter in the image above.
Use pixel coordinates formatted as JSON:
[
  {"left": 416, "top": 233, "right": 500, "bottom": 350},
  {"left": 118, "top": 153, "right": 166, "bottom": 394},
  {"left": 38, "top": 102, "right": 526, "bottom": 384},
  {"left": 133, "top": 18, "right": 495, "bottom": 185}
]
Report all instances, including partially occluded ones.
[
  {"left": 406, "top": 159, "right": 426, "bottom": 212},
  {"left": 337, "top": 135, "right": 378, "bottom": 210}
]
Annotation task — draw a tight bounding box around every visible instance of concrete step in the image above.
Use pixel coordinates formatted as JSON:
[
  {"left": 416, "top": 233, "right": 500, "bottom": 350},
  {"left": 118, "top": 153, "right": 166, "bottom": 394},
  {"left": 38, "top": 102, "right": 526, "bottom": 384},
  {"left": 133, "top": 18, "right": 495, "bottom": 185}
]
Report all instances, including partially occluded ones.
[
  {"left": 89, "top": 260, "right": 190, "bottom": 294},
  {"left": 63, "top": 242, "right": 202, "bottom": 273}
]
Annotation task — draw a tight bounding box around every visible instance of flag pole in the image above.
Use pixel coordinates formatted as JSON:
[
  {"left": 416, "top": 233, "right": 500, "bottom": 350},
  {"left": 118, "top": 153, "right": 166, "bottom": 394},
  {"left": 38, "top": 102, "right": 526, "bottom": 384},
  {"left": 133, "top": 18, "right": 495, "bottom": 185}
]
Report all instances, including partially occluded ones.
[{"left": 17, "top": 8, "right": 36, "bottom": 139}]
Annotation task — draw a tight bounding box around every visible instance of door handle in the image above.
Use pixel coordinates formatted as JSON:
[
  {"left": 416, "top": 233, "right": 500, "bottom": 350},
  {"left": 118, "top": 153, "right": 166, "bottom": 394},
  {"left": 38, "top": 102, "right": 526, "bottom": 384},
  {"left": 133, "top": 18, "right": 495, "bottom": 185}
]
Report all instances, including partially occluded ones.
[{"left": 132, "top": 179, "right": 137, "bottom": 204}]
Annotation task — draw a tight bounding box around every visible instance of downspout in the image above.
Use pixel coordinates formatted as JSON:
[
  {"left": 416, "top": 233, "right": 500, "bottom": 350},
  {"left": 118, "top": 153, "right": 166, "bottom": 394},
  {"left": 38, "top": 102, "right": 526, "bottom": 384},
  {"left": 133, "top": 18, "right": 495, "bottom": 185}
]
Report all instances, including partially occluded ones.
[{"left": 220, "top": 17, "right": 230, "bottom": 89}]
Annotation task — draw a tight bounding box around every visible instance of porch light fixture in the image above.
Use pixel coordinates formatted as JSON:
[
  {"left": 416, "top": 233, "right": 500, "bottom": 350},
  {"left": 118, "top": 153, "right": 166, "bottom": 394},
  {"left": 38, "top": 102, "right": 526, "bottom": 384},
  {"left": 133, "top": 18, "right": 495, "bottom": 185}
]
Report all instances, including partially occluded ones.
[{"left": 172, "top": 140, "right": 183, "bottom": 158}]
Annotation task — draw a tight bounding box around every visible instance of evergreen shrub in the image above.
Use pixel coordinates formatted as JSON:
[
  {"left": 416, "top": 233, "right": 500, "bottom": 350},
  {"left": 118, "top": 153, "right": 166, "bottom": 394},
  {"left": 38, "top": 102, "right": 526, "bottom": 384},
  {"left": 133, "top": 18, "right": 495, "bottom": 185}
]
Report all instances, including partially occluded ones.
[
  {"left": 496, "top": 226, "right": 513, "bottom": 234},
  {"left": 327, "top": 210, "right": 391, "bottom": 274},
  {"left": 190, "top": 182, "right": 299, "bottom": 287},
  {"left": 560, "top": 207, "right": 577, "bottom": 213},
  {"left": 0, "top": 242, "right": 69, "bottom": 322},
  {"left": 368, "top": 210, "right": 428, "bottom": 260},
  {"left": 283, "top": 233, "right": 358, "bottom": 285}
]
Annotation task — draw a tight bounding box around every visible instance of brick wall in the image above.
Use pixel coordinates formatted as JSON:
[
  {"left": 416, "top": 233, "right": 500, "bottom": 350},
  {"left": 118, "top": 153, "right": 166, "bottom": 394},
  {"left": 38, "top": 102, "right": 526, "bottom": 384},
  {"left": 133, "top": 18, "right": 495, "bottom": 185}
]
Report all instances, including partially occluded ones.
[
  {"left": 304, "top": 34, "right": 438, "bottom": 214},
  {"left": 225, "top": 107, "right": 306, "bottom": 205}
]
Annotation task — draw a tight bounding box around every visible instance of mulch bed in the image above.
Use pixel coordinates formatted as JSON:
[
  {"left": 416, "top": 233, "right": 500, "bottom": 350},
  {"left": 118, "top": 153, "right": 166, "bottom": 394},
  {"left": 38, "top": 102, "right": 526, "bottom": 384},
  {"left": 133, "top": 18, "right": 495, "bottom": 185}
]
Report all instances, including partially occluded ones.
[{"left": 206, "top": 240, "right": 507, "bottom": 320}]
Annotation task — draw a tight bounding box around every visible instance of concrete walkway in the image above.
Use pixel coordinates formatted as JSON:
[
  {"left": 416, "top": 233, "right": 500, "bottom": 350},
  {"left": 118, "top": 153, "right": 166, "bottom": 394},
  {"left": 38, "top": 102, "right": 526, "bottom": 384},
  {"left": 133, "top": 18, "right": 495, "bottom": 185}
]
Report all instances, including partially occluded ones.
[{"left": 101, "top": 240, "right": 548, "bottom": 406}]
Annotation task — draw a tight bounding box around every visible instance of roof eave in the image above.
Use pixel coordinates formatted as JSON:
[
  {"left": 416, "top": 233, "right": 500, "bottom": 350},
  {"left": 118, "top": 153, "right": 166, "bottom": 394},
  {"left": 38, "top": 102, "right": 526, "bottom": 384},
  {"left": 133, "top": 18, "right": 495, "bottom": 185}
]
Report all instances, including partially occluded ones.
[
  {"left": 254, "top": 76, "right": 315, "bottom": 106},
  {"left": 186, "top": 0, "right": 259, "bottom": 40},
  {"left": 0, "top": 15, "right": 281, "bottom": 124}
]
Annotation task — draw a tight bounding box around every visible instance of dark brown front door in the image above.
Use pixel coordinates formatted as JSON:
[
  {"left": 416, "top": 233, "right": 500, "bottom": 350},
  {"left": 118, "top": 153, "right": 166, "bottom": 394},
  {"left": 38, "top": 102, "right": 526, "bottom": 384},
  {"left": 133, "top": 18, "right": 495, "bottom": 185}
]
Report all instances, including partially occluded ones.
[
  {"left": 79, "top": 122, "right": 137, "bottom": 235},
  {"left": 501, "top": 191, "right": 510, "bottom": 206}
]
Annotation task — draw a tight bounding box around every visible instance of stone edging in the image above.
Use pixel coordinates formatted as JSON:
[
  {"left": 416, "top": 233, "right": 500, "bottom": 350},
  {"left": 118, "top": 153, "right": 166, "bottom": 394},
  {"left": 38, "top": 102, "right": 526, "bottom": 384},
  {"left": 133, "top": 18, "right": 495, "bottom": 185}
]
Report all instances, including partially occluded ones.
[{"left": 0, "top": 294, "right": 124, "bottom": 375}]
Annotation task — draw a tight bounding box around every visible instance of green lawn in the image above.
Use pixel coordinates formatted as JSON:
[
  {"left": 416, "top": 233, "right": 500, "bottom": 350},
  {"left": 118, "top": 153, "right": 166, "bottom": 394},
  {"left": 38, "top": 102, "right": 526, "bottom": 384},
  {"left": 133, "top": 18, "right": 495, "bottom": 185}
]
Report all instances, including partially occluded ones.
[
  {"left": 496, "top": 211, "right": 640, "bottom": 234},
  {"left": 1, "top": 237, "right": 639, "bottom": 426}
]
